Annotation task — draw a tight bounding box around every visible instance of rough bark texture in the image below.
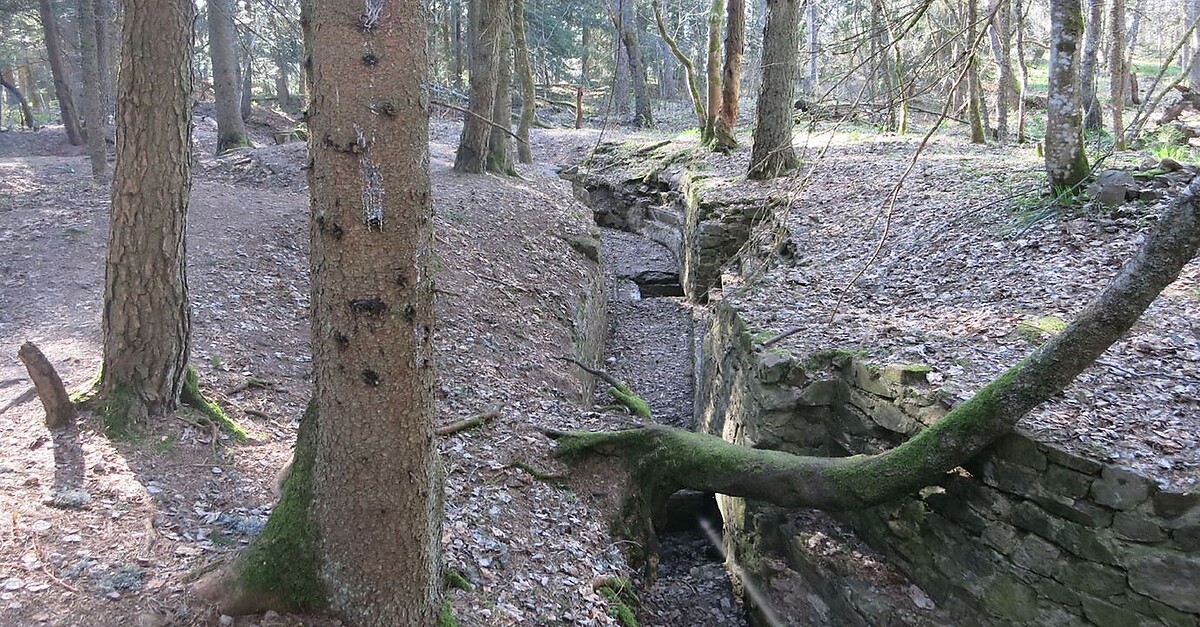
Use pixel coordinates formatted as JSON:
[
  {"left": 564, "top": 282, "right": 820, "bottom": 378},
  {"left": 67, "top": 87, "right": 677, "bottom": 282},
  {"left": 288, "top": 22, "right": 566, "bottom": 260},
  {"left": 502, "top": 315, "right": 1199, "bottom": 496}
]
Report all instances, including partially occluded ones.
[
  {"left": 1014, "top": 0, "right": 1029, "bottom": 141},
  {"left": 804, "top": 0, "right": 817, "bottom": 96},
  {"left": 996, "top": 0, "right": 1012, "bottom": 141},
  {"left": 1045, "top": 0, "right": 1090, "bottom": 190},
  {"left": 713, "top": 0, "right": 744, "bottom": 152},
  {"left": 512, "top": 0, "right": 535, "bottom": 164},
  {"left": 454, "top": 0, "right": 500, "bottom": 173},
  {"left": 620, "top": 0, "right": 653, "bottom": 127},
  {"left": 967, "top": 0, "right": 986, "bottom": 143},
  {"left": 1109, "top": 0, "right": 1126, "bottom": 148},
  {"left": 487, "top": 3, "right": 515, "bottom": 175},
  {"left": 1190, "top": 0, "right": 1200, "bottom": 89},
  {"left": 747, "top": 0, "right": 799, "bottom": 180},
  {"left": 77, "top": 0, "right": 108, "bottom": 179},
  {"left": 0, "top": 72, "right": 37, "bottom": 130},
  {"left": 705, "top": 0, "right": 723, "bottom": 141},
  {"left": 304, "top": 0, "right": 441, "bottom": 620},
  {"left": 18, "top": 343, "right": 86, "bottom": 505},
  {"left": 208, "top": 0, "right": 251, "bottom": 153},
  {"left": 38, "top": 0, "right": 84, "bottom": 145},
  {"left": 652, "top": 0, "right": 706, "bottom": 132},
  {"left": 1080, "top": 0, "right": 1103, "bottom": 130},
  {"left": 551, "top": 177, "right": 1200, "bottom": 512},
  {"left": 101, "top": 0, "right": 194, "bottom": 423}
]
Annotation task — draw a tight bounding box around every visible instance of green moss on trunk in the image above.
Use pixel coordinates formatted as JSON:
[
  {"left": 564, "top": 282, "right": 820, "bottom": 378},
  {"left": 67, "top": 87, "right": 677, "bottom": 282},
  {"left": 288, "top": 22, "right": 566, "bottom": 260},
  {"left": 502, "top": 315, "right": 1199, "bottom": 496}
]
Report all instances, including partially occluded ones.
[
  {"left": 181, "top": 366, "right": 247, "bottom": 441},
  {"left": 235, "top": 401, "right": 324, "bottom": 610},
  {"left": 609, "top": 382, "right": 651, "bottom": 418}
]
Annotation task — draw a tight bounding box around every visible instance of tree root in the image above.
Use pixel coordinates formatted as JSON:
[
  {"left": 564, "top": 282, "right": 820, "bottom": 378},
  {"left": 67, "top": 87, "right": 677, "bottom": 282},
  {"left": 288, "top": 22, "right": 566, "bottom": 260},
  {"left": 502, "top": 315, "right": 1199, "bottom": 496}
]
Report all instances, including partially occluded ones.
[
  {"left": 181, "top": 366, "right": 248, "bottom": 442},
  {"left": 436, "top": 407, "right": 500, "bottom": 436},
  {"left": 555, "top": 357, "right": 652, "bottom": 418}
]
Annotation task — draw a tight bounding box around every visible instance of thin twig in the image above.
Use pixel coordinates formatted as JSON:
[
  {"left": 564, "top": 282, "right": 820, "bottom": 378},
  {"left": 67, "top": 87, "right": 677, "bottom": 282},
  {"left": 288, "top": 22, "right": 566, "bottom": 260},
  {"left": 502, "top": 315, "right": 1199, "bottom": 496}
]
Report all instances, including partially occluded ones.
[{"left": 430, "top": 100, "right": 530, "bottom": 147}]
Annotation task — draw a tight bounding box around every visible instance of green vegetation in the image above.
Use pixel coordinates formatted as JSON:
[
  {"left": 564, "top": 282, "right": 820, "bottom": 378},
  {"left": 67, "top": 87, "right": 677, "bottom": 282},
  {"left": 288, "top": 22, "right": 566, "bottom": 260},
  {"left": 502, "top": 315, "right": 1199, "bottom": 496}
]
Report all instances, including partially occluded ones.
[
  {"left": 595, "top": 578, "right": 639, "bottom": 627},
  {"left": 443, "top": 570, "right": 475, "bottom": 592},
  {"left": 608, "top": 382, "right": 651, "bottom": 419},
  {"left": 181, "top": 366, "right": 248, "bottom": 441},
  {"left": 437, "top": 602, "right": 459, "bottom": 627}
]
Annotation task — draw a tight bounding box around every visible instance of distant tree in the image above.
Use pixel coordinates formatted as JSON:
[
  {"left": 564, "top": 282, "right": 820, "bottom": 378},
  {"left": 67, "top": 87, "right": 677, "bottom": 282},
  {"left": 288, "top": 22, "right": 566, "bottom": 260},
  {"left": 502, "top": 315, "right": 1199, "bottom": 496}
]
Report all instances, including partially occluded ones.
[
  {"left": 1109, "top": 0, "right": 1126, "bottom": 149},
  {"left": 77, "top": 0, "right": 108, "bottom": 178},
  {"left": 1080, "top": 0, "right": 1103, "bottom": 130},
  {"left": 617, "top": 0, "right": 653, "bottom": 127},
  {"left": 487, "top": 0, "right": 515, "bottom": 175},
  {"left": 747, "top": 0, "right": 799, "bottom": 180},
  {"left": 208, "top": 0, "right": 251, "bottom": 152},
  {"left": 454, "top": 0, "right": 501, "bottom": 173},
  {"left": 100, "top": 0, "right": 194, "bottom": 421},
  {"left": 1189, "top": 0, "right": 1200, "bottom": 89},
  {"left": 1045, "top": 0, "right": 1090, "bottom": 191},
  {"left": 967, "top": 0, "right": 986, "bottom": 144},
  {"left": 704, "top": 0, "right": 722, "bottom": 140},
  {"left": 205, "top": 0, "right": 441, "bottom": 621},
  {"left": 36, "top": 0, "right": 83, "bottom": 144},
  {"left": 0, "top": 68, "right": 36, "bottom": 130},
  {"left": 995, "top": 0, "right": 1013, "bottom": 141},
  {"left": 513, "top": 0, "right": 535, "bottom": 164},
  {"left": 713, "top": 0, "right": 743, "bottom": 152}
]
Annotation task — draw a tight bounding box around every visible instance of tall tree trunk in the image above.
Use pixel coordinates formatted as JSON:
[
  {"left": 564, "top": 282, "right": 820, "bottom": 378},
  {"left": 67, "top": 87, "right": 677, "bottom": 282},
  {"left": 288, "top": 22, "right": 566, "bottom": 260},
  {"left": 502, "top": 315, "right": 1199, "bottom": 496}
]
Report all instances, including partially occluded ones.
[
  {"left": 209, "top": 0, "right": 251, "bottom": 153},
  {"left": 1109, "top": 0, "right": 1126, "bottom": 149},
  {"left": 240, "top": 0, "right": 256, "bottom": 120},
  {"left": 804, "top": 0, "right": 817, "bottom": 97},
  {"left": 613, "top": 2, "right": 631, "bottom": 116},
  {"left": 101, "top": 0, "right": 194, "bottom": 423},
  {"left": 1081, "top": 0, "right": 1103, "bottom": 130},
  {"left": 513, "top": 0, "right": 535, "bottom": 164},
  {"left": 1014, "top": 0, "right": 1029, "bottom": 141},
  {"left": 1189, "top": 0, "right": 1200, "bottom": 89},
  {"left": 452, "top": 0, "right": 464, "bottom": 91},
  {"left": 705, "top": 0, "right": 723, "bottom": 141},
  {"left": 77, "top": 0, "right": 108, "bottom": 179},
  {"left": 216, "top": 0, "right": 441, "bottom": 621},
  {"left": 620, "top": 0, "right": 654, "bottom": 127},
  {"left": 747, "top": 0, "right": 799, "bottom": 180},
  {"left": 713, "top": 0, "right": 744, "bottom": 151},
  {"left": 487, "top": 4, "right": 514, "bottom": 175},
  {"left": 1046, "top": 0, "right": 1090, "bottom": 191},
  {"left": 581, "top": 23, "right": 592, "bottom": 86},
  {"left": 968, "top": 0, "right": 987, "bottom": 143},
  {"left": 94, "top": 0, "right": 114, "bottom": 122},
  {"left": 653, "top": 0, "right": 706, "bottom": 132},
  {"left": 37, "top": 0, "right": 84, "bottom": 144},
  {"left": 454, "top": 0, "right": 500, "bottom": 173},
  {"left": 997, "top": 0, "right": 1012, "bottom": 141}
]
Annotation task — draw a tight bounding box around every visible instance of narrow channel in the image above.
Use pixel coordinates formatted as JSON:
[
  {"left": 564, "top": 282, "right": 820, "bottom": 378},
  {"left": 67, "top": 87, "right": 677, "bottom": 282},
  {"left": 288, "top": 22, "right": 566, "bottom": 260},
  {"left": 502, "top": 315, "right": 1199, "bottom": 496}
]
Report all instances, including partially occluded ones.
[{"left": 594, "top": 225, "right": 749, "bottom": 626}]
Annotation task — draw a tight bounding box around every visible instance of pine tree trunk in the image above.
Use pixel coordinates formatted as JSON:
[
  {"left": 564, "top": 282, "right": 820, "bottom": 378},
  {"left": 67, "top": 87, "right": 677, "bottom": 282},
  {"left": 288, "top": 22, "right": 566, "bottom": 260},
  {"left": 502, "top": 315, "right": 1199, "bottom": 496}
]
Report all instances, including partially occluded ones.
[
  {"left": 713, "top": 0, "right": 744, "bottom": 152},
  {"left": 1081, "top": 0, "right": 1104, "bottom": 130},
  {"left": 454, "top": 0, "right": 500, "bottom": 173},
  {"left": 512, "top": 0, "right": 536, "bottom": 164},
  {"left": 1188, "top": 0, "right": 1200, "bottom": 89},
  {"left": 968, "top": 0, "right": 987, "bottom": 143},
  {"left": 102, "top": 0, "right": 194, "bottom": 422},
  {"left": 301, "top": 0, "right": 440, "bottom": 618},
  {"left": 39, "top": 0, "right": 83, "bottom": 144},
  {"left": 209, "top": 0, "right": 250, "bottom": 153},
  {"left": 1109, "top": 0, "right": 1126, "bottom": 149},
  {"left": 748, "top": 0, "right": 799, "bottom": 180},
  {"left": 1046, "top": 0, "right": 1091, "bottom": 190},
  {"left": 997, "top": 0, "right": 1012, "bottom": 141},
  {"left": 94, "top": 0, "right": 114, "bottom": 122},
  {"left": 620, "top": 0, "right": 653, "bottom": 127},
  {"left": 613, "top": 1, "right": 631, "bottom": 117},
  {"left": 705, "top": 0, "right": 723, "bottom": 141},
  {"left": 0, "top": 70, "right": 37, "bottom": 130},
  {"left": 240, "top": 0, "right": 256, "bottom": 120},
  {"left": 77, "top": 0, "right": 108, "bottom": 179},
  {"left": 452, "top": 0, "right": 464, "bottom": 91},
  {"left": 487, "top": 4, "right": 515, "bottom": 175},
  {"left": 804, "top": 0, "right": 817, "bottom": 97},
  {"left": 1014, "top": 0, "right": 1029, "bottom": 141}
]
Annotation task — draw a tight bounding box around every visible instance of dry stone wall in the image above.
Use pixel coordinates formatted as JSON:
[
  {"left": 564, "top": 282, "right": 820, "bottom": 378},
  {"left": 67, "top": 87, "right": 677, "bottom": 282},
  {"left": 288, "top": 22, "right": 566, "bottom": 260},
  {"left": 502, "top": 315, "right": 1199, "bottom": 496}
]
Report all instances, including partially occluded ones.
[{"left": 698, "top": 302, "right": 1200, "bottom": 626}]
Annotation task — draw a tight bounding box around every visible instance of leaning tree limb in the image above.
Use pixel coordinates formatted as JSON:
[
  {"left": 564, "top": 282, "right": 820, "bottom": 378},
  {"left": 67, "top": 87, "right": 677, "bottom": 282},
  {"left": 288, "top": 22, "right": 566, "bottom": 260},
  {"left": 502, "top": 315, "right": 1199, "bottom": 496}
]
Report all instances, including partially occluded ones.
[
  {"left": 547, "top": 178, "right": 1200, "bottom": 514},
  {"left": 555, "top": 356, "right": 651, "bottom": 418},
  {"left": 18, "top": 343, "right": 88, "bottom": 507}
]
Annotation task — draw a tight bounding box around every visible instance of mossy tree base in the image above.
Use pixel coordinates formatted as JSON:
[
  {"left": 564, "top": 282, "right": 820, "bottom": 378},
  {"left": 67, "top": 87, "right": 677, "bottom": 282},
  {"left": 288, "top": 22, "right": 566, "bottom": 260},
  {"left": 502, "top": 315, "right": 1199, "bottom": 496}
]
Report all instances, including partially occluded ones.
[
  {"left": 196, "top": 402, "right": 326, "bottom": 615},
  {"left": 180, "top": 366, "right": 247, "bottom": 441},
  {"left": 548, "top": 179, "right": 1200, "bottom": 566}
]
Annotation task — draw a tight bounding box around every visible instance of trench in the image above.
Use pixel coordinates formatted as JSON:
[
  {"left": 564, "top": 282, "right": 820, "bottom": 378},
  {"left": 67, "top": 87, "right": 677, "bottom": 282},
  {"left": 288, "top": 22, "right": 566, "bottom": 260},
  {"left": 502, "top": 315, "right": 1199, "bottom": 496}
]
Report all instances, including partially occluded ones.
[{"left": 589, "top": 202, "right": 750, "bottom": 625}]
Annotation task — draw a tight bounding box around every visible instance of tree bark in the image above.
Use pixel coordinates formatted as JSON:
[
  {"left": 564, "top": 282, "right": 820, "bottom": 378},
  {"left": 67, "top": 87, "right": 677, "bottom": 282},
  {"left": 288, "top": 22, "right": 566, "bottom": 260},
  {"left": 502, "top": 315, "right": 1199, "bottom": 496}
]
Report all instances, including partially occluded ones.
[
  {"left": 1014, "top": 0, "right": 1029, "bottom": 141},
  {"left": 240, "top": 0, "right": 256, "bottom": 120},
  {"left": 549, "top": 176, "right": 1200, "bottom": 520},
  {"left": 1188, "top": 0, "right": 1200, "bottom": 89},
  {"left": 747, "top": 0, "right": 799, "bottom": 180},
  {"left": 613, "top": 0, "right": 631, "bottom": 116},
  {"left": 77, "top": 0, "right": 108, "bottom": 179},
  {"left": 652, "top": 0, "right": 706, "bottom": 132},
  {"left": 968, "top": 0, "right": 987, "bottom": 143},
  {"left": 101, "top": 0, "right": 194, "bottom": 423},
  {"left": 1045, "top": 0, "right": 1090, "bottom": 191},
  {"left": 487, "top": 3, "right": 515, "bottom": 175},
  {"left": 38, "top": 0, "right": 84, "bottom": 144},
  {"left": 208, "top": 0, "right": 251, "bottom": 153},
  {"left": 512, "top": 0, "right": 535, "bottom": 164},
  {"left": 804, "top": 0, "right": 817, "bottom": 97},
  {"left": 1109, "top": 0, "right": 1126, "bottom": 149},
  {"left": 224, "top": 0, "right": 441, "bottom": 620},
  {"left": 713, "top": 0, "right": 744, "bottom": 152},
  {"left": 454, "top": 0, "right": 500, "bottom": 173},
  {"left": 0, "top": 71, "right": 37, "bottom": 131},
  {"left": 705, "top": 0, "right": 723, "bottom": 141},
  {"left": 619, "top": 0, "right": 653, "bottom": 127},
  {"left": 1081, "top": 0, "right": 1103, "bottom": 130}
]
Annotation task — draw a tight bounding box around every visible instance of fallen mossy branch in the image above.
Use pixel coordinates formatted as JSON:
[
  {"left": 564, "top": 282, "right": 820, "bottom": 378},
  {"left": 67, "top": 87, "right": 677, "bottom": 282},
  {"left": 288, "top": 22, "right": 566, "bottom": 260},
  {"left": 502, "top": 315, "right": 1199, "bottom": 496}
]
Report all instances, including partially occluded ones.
[
  {"left": 181, "top": 366, "right": 248, "bottom": 442},
  {"left": 545, "top": 179, "right": 1200, "bottom": 569},
  {"left": 507, "top": 459, "right": 569, "bottom": 488},
  {"left": 435, "top": 407, "right": 500, "bottom": 436},
  {"left": 594, "top": 577, "right": 639, "bottom": 627},
  {"left": 443, "top": 570, "right": 475, "bottom": 592},
  {"left": 556, "top": 357, "right": 651, "bottom": 418}
]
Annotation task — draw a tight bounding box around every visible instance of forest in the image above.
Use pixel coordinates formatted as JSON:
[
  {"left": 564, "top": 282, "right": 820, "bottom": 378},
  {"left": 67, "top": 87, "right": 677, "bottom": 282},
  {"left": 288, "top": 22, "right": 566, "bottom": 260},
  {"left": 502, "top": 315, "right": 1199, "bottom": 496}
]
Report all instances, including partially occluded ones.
[{"left": 0, "top": 0, "right": 1198, "bottom": 625}]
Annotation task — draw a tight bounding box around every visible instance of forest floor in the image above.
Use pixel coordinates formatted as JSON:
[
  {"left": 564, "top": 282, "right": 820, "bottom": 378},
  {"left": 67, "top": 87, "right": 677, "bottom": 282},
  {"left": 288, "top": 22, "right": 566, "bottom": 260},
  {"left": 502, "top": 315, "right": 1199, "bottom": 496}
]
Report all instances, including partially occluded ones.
[{"left": 0, "top": 99, "right": 1197, "bottom": 627}]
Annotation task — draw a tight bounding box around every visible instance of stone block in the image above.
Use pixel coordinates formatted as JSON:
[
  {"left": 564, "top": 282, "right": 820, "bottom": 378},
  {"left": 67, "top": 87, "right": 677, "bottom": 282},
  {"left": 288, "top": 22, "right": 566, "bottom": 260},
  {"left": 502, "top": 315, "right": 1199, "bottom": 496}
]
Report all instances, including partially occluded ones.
[
  {"left": 1011, "top": 500, "right": 1117, "bottom": 565},
  {"left": 881, "top": 363, "right": 932, "bottom": 386},
  {"left": 1081, "top": 596, "right": 1149, "bottom": 627},
  {"left": 1011, "top": 533, "right": 1063, "bottom": 577},
  {"left": 1127, "top": 552, "right": 1200, "bottom": 613},
  {"left": 992, "top": 434, "right": 1048, "bottom": 470},
  {"left": 982, "top": 522, "right": 1021, "bottom": 555},
  {"left": 1153, "top": 491, "right": 1200, "bottom": 519},
  {"left": 798, "top": 379, "right": 847, "bottom": 407},
  {"left": 755, "top": 384, "right": 802, "bottom": 411},
  {"left": 1031, "top": 493, "right": 1114, "bottom": 528},
  {"left": 1090, "top": 466, "right": 1154, "bottom": 510},
  {"left": 1173, "top": 525, "right": 1200, "bottom": 552},
  {"left": 1043, "top": 464, "right": 1095, "bottom": 499},
  {"left": 1112, "top": 511, "right": 1168, "bottom": 543},
  {"left": 980, "top": 457, "right": 1043, "bottom": 497},
  {"left": 1055, "top": 559, "right": 1129, "bottom": 598},
  {"left": 757, "top": 350, "right": 792, "bottom": 384},
  {"left": 982, "top": 577, "right": 1040, "bottom": 622},
  {"left": 1044, "top": 445, "right": 1104, "bottom": 475},
  {"left": 845, "top": 359, "right": 895, "bottom": 398}
]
